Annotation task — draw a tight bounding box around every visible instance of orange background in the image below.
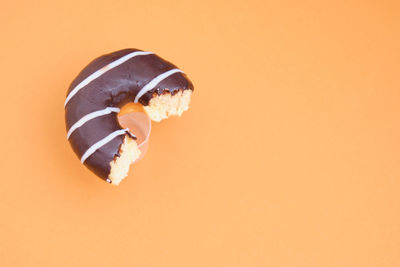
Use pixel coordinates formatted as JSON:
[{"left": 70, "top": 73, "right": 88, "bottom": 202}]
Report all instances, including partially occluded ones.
[{"left": 1, "top": 0, "right": 399, "bottom": 266}]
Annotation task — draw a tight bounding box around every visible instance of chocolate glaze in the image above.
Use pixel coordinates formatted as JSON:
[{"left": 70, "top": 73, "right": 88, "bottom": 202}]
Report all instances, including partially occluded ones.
[{"left": 65, "top": 48, "right": 194, "bottom": 180}]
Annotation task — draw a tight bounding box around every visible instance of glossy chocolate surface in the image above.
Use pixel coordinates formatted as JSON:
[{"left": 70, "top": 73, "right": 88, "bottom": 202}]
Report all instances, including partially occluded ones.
[{"left": 65, "top": 48, "right": 193, "bottom": 179}]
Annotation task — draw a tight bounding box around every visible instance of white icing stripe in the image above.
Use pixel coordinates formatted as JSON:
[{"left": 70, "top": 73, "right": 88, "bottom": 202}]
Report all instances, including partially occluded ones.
[
  {"left": 67, "top": 107, "right": 120, "bottom": 140},
  {"left": 134, "top": 68, "right": 183, "bottom": 103},
  {"left": 64, "top": 51, "right": 154, "bottom": 107},
  {"left": 81, "top": 129, "right": 129, "bottom": 163}
]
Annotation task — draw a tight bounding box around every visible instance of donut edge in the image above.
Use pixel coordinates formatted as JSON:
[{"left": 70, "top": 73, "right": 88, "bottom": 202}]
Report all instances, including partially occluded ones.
[
  {"left": 143, "top": 89, "right": 192, "bottom": 122},
  {"left": 108, "top": 135, "right": 141, "bottom": 185}
]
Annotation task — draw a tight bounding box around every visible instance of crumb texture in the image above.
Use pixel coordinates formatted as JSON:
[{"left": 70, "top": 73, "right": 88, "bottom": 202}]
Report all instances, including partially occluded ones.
[
  {"left": 144, "top": 90, "right": 192, "bottom": 122},
  {"left": 109, "top": 135, "right": 141, "bottom": 185}
]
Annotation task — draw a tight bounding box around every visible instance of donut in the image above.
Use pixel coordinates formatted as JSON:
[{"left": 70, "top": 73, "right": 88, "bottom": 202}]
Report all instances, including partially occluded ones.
[{"left": 64, "top": 48, "right": 194, "bottom": 185}]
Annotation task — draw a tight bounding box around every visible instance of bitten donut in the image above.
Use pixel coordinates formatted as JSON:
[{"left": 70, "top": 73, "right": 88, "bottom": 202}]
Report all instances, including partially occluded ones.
[{"left": 64, "top": 48, "right": 194, "bottom": 185}]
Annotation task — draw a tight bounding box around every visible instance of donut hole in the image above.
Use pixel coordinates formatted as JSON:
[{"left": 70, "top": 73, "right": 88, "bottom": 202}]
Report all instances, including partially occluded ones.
[{"left": 117, "top": 111, "right": 151, "bottom": 158}]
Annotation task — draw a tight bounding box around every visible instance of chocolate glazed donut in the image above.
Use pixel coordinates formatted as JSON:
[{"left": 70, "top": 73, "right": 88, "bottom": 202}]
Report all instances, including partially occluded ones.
[{"left": 64, "top": 48, "right": 194, "bottom": 185}]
